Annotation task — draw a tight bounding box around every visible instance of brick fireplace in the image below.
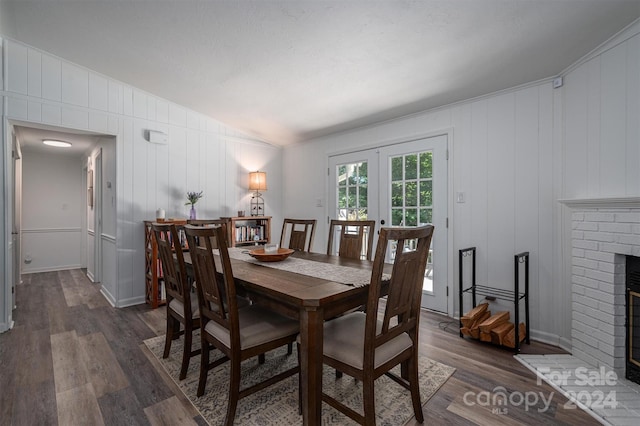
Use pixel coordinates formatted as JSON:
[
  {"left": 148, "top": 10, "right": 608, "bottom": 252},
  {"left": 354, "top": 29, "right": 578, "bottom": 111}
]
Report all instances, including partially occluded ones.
[{"left": 564, "top": 198, "right": 640, "bottom": 378}]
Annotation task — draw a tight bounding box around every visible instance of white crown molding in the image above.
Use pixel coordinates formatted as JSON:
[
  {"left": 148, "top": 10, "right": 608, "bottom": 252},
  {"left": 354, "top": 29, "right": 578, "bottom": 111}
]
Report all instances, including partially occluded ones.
[{"left": 558, "top": 197, "right": 640, "bottom": 209}]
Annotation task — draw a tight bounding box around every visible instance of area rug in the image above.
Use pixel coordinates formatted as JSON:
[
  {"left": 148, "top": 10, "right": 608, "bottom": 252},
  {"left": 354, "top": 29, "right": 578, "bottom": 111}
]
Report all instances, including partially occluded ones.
[{"left": 144, "top": 333, "right": 455, "bottom": 425}]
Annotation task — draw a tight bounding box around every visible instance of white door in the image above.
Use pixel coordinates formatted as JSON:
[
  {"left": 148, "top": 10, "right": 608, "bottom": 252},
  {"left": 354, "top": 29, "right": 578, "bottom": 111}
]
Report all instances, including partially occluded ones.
[
  {"left": 12, "top": 135, "right": 22, "bottom": 308},
  {"left": 378, "top": 135, "right": 448, "bottom": 312},
  {"left": 94, "top": 151, "right": 103, "bottom": 283},
  {"left": 328, "top": 135, "right": 448, "bottom": 313}
]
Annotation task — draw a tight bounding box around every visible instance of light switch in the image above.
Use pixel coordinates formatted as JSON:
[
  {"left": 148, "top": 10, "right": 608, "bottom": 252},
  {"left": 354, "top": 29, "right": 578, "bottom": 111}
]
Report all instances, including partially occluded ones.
[{"left": 456, "top": 192, "right": 465, "bottom": 203}]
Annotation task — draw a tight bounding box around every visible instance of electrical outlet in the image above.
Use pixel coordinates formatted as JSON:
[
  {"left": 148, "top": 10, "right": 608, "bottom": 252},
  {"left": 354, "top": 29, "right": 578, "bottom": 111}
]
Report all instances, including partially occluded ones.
[{"left": 456, "top": 192, "right": 465, "bottom": 203}]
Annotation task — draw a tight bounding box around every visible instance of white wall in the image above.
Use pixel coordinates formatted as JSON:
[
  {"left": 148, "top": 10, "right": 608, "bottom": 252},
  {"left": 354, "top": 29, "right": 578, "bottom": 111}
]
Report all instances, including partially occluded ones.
[
  {"left": 558, "top": 24, "right": 640, "bottom": 346},
  {"left": 20, "top": 149, "right": 84, "bottom": 272},
  {"left": 282, "top": 21, "right": 640, "bottom": 349},
  {"left": 0, "top": 37, "right": 282, "bottom": 311},
  {"left": 563, "top": 26, "right": 640, "bottom": 199}
]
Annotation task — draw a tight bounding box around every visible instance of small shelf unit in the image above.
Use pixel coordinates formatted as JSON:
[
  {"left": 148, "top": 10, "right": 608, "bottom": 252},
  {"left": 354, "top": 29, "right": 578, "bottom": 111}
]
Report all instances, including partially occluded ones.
[
  {"left": 222, "top": 216, "right": 271, "bottom": 247},
  {"left": 458, "top": 246, "right": 530, "bottom": 353}
]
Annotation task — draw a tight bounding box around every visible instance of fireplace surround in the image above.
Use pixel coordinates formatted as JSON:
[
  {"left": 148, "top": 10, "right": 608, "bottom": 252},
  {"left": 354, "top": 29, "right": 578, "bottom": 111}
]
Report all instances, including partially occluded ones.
[
  {"left": 627, "top": 255, "right": 640, "bottom": 385},
  {"left": 562, "top": 197, "right": 640, "bottom": 379}
]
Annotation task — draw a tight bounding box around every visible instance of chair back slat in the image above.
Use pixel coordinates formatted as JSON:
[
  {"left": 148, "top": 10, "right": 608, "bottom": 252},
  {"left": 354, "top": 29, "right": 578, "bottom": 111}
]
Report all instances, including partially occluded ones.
[
  {"left": 189, "top": 219, "right": 227, "bottom": 248},
  {"left": 327, "top": 220, "right": 376, "bottom": 260},
  {"left": 184, "top": 224, "right": 237, "bottom": 334},
  {"left": 152, "top": 223, "right": 188, "bottom": 304},
  {"left": 280, "top": 218, "right": 316, "bottom": 252},
  {"left": 364, "top": 225, "right": 434, "bottom": 360}
]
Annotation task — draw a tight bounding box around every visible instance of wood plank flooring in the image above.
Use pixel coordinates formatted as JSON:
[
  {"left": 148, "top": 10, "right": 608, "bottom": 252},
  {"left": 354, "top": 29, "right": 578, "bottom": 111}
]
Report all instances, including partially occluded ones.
[{"left": 0, "top": 269, "right": 599, "bottom": 425}]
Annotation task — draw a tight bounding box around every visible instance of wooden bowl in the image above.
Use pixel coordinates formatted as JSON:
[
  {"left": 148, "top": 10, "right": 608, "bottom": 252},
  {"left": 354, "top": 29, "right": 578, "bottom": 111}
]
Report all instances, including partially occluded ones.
[{"left": 248, "top": 248, "right": 295, "bottom": 262}]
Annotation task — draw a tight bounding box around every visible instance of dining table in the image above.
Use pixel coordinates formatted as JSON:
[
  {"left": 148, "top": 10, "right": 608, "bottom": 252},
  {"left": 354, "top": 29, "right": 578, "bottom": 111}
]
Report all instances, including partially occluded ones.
[{"left": 183, "top": 247, "right": 384, "bottom": 426}]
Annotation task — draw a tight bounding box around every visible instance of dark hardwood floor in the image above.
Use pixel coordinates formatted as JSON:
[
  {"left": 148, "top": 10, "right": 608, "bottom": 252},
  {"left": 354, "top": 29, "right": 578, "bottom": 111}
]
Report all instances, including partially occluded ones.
[{"left": 0, "top": 269, "right": 599, "bottom": 425}]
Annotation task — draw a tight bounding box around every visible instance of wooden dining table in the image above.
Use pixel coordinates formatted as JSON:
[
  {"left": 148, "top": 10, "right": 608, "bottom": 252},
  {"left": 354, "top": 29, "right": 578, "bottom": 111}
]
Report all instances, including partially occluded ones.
[{"left": 183, "top": 249, "right": 379, "bottom": 426}]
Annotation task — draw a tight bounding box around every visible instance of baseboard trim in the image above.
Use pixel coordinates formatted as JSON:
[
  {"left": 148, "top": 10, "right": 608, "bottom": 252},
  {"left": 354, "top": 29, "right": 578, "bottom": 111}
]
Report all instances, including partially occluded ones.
[
  {"left": 116, "top": 295, "right": 146, "bottom": 308},
  {"left": 23, "top": 265, "right": 83, "bottom": 274}
]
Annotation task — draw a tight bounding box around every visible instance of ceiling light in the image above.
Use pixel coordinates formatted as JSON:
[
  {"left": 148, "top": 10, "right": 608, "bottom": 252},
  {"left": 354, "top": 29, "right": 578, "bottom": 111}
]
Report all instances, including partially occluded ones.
[{"left": 43, "top": 139, "right": 72, "bottom": 148}]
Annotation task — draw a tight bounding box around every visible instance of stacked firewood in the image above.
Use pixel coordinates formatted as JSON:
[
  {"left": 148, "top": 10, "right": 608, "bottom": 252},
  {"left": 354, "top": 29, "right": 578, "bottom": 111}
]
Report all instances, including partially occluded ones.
[{"left": 460, "top": 303, "right": 525, "bottom": 348}]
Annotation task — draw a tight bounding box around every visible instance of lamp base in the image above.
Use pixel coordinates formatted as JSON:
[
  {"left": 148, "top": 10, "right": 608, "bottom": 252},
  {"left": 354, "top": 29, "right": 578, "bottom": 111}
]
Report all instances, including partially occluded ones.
[{"left": 251, "top": 192, "right": 265, "bottom": 216}]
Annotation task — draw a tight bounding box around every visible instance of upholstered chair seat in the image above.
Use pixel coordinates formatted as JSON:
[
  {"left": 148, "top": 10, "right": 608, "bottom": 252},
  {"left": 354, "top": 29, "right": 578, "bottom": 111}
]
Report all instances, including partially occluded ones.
[
  {"left": 204, "top": 304, "right": 299, "bottom": 351},
  {"left": 169, "top": 295, "right": 200, "bottom": 320},
  {"left": 322, "top": 312, "right": 412, "bottom": 370}
]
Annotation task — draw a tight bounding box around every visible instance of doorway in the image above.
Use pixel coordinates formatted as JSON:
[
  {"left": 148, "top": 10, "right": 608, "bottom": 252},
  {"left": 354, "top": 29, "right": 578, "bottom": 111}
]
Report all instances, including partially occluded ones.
[
  {"left": 329, "top": 134, "right": 449, "bottom": 313},
  {"left": 8, "top": 122, "right": 114, "bottom": 291}
]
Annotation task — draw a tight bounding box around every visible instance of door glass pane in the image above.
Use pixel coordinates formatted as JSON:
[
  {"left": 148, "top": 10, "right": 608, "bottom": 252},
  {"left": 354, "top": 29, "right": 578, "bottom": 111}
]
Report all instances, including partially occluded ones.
[
  {"left": 388, "top": 149, "right": 435, "bottom": 292},
  {"left": 391, "top": 208, "right": 403, "bottom": 226},
  {"left": 406, "top": 182, "right": 417, "bottom": 206},
  {"left": 405, "top": 154, "right": 418, "bottom": 179},
  {"left": 405, "top": 208, "right": 418, "bottom": 226},
  {"left": 338, "top": 165, "right": 347, "bottom": 185},
  {"left": 391, "top": 183, "right": 403, "bottom": 207},
  {"left": 420, "top": 152, "right": 432, "bottom": 178},
  {"left": 391, "top": 157, "right": 403, "bottom": 181},
  {"left": 338, "top": 187, "right": 347, "bottom": 208},
  {"left": 419, "top": 180, "right": 433, "bottom": 206},
  {"left": 420, "top": 208, "right": 432, "bottom": 224},
  {"left": 335, "top": 161, "right": 369, "bottom": 220},
  {"left": 348, "top": 186, "right": 357, "bottom": 211}
]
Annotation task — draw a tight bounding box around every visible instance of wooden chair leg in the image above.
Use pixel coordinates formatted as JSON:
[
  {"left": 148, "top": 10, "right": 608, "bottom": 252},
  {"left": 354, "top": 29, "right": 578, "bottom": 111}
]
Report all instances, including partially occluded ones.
[
  {"left": 401, "top": 359, "right": 409, "bottom": 380},
  {"left": 363, "top": 375, "right": 376, "bottom": 426},
  {"left": 197, "top": 337, "right": 210, "bottom": 397},
  {"left": 258, "top": 353, "right": 266, "bottom": 364},
  {"left": 180, "top": 325, "right": 192, "bottom": 380},
  {"left": 225, "top": 358, "right": 241, "bottom": 426},
  {"left": 163, "top": 316, "right": 176, "bottom": 359},
  {"left": 296, "top": 343, "right": 302, "bottom": 415},
  {"left": 409, "top": 355, "right": 424, "bottom": 423},
  {"left": 287, "top": 342, "right": 293, "bottom": 355}
]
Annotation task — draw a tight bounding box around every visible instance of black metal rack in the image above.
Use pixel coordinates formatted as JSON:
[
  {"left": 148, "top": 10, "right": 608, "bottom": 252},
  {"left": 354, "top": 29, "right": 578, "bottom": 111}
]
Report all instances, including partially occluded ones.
[{"left": 458, "top": 247, "right": 530, "bottom": 353}]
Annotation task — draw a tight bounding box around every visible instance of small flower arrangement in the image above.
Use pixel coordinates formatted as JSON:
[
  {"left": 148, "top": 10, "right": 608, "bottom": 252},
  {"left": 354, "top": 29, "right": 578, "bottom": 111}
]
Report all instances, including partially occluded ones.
[{"left": 185, "top": 191, "right": 203, "bottom": 206}]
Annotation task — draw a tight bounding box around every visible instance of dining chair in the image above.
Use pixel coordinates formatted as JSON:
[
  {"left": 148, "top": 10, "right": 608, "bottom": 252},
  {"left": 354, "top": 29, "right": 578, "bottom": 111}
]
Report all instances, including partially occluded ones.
[
  {"left": 152, "top": 222, "right": 201, "bottom": 380},
  {"left": 188, "top": 219, "right": 228, "bottom": 248},
  {"left": 327, "top": 219, "right": 376, "bottom": 260},
  {"left": 280, "top": 218, "right": 316, "bottom": 252},
  {"left": 184, "top": 224, "right": 300, "bottom": 425},
  {"left": 316, "top": 225, "right": 434, "bottom": 425}
]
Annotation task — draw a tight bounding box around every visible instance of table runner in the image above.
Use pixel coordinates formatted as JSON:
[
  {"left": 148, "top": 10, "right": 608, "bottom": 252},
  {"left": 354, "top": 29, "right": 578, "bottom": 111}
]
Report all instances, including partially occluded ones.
[{"left": 224, "top": 248, "right": 386, "bottom": 287}]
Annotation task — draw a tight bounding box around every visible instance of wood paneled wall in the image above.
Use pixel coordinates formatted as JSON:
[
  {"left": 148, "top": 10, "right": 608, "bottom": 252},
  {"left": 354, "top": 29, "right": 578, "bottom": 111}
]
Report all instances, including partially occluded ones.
[
  {"left": 0, "top": 38, "right": 282, "bottom": 312},
  {"left": 283, "top": 22, "right": 640, "bottom": 349}
]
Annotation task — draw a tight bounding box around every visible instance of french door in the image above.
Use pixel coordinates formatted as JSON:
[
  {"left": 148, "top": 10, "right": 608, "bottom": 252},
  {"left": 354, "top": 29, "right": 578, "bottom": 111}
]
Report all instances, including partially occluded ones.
[{"left": 328, "top": 134, "right": 448, "bottom": 313}]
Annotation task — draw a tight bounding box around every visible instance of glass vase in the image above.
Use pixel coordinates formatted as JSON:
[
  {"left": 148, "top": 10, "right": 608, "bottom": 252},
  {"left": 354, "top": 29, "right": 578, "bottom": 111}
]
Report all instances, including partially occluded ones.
[{"left": 189, "top": 206, "right": 196, "bottom": 220}]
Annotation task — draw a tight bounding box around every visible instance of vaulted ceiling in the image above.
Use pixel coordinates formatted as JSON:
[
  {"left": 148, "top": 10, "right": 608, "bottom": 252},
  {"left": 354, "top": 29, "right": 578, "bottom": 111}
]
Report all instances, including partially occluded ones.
[{"left": 2, "top": 0, "right": 639, "bottom": 146}]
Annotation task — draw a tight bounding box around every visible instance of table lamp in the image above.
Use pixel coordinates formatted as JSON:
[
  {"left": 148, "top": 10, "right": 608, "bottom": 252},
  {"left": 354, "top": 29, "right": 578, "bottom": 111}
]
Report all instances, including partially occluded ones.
[{"left": 249, "top": 171, "right": 267, "bottom": 216}]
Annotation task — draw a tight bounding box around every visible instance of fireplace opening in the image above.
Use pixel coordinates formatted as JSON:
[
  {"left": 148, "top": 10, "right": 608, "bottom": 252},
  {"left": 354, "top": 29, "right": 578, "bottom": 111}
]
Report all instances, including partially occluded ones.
[{"left": 626, "top": 255, "right": 640, "bottom": 385}]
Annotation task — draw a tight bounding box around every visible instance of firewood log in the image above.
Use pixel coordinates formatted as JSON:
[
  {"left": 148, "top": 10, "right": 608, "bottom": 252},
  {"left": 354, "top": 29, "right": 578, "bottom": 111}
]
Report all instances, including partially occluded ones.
[
  {"left": 478, "top": 311, "right": 510, "bottom": 333},
  {"left": 468, "top": 311, "right": 491, "bottom": 339},
  {"left": 503, "top": 322, "right": 526, "bottom": 348},
  {"left": 491, "top": 321, "right": 514, "bottom": 346},
  {"left": 460, "top": 303, "right": 489, "bottom": 328}
]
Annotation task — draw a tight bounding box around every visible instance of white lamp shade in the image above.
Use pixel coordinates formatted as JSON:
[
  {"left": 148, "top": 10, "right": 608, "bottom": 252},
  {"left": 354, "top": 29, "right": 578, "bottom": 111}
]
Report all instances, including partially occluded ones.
[{"left": 248, "top": 171, "right": 267, "bottom": 191}]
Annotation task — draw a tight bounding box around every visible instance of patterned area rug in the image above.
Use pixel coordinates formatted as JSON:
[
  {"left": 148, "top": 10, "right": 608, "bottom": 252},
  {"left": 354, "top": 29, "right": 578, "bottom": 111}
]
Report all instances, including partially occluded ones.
[{"left": 144, "top": 333, "right": 455, "bottom": 425}]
